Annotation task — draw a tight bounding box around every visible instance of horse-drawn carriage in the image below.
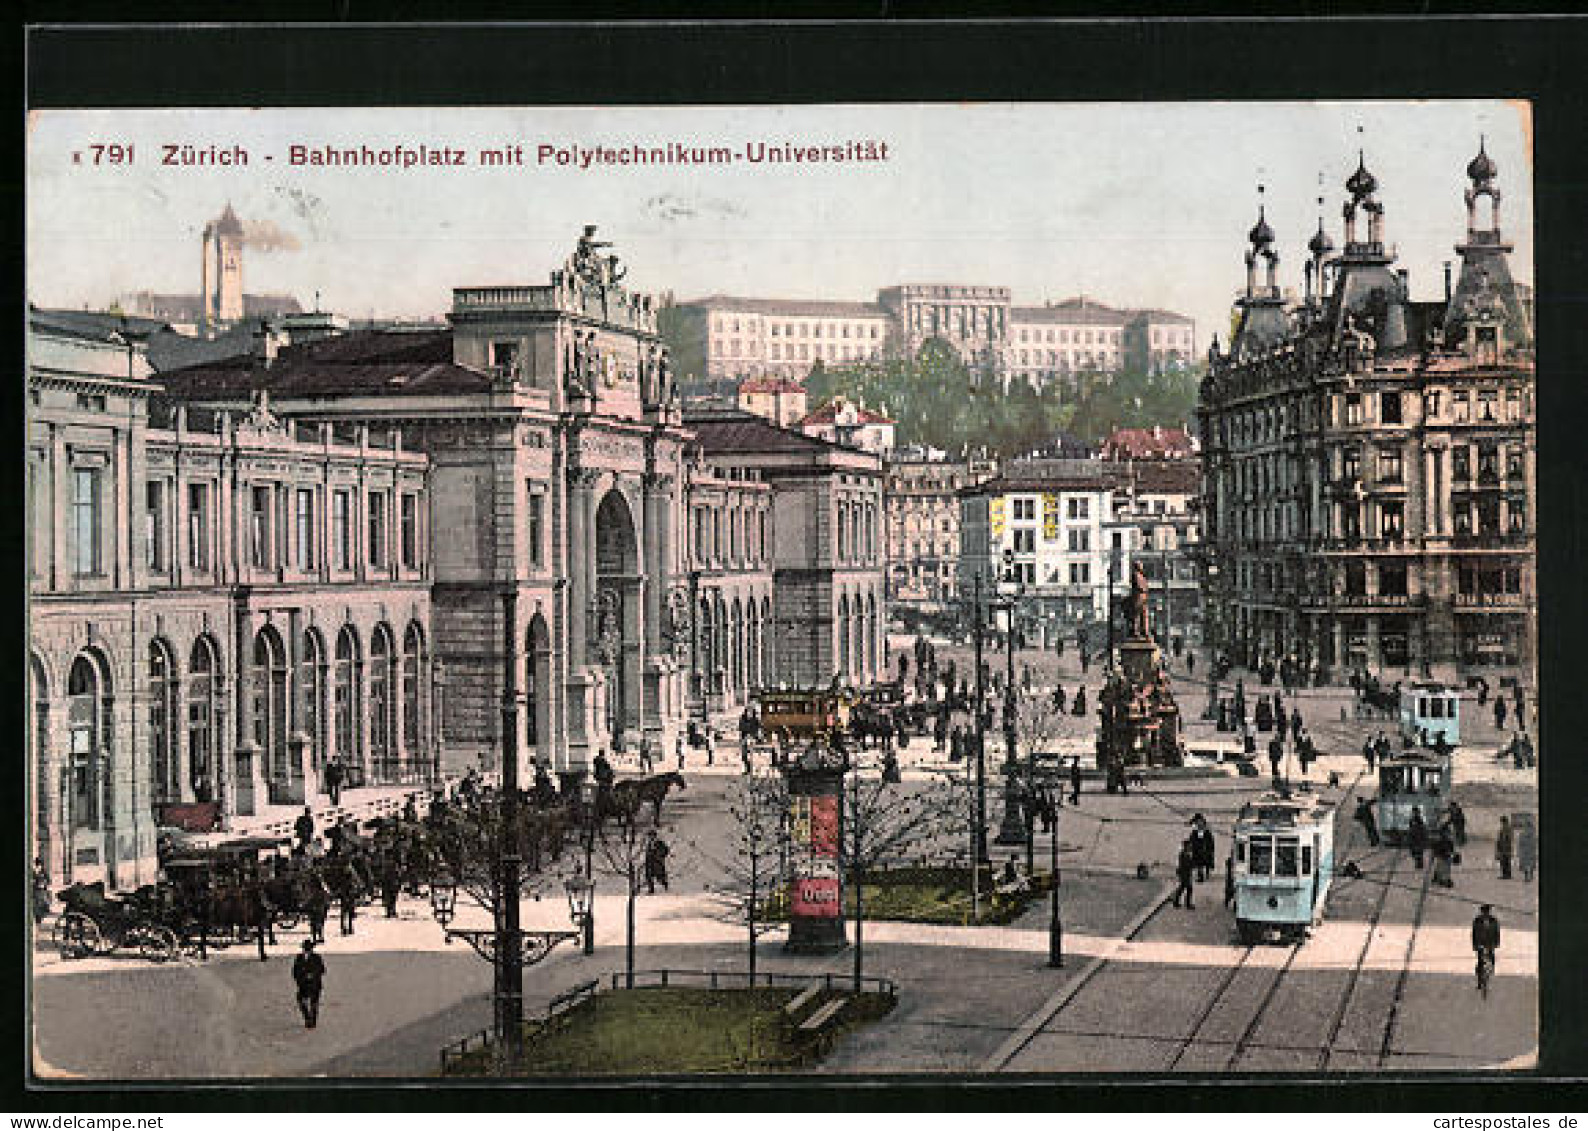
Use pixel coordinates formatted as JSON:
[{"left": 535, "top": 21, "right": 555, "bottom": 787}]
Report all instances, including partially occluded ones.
[{"left": 51, "top": 881, "right": 183, "bottom": 962}]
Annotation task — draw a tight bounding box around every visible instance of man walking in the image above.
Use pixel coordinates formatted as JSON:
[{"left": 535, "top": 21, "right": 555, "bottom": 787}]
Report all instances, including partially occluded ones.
[
  {"left": 1472, "top": 903, "right": 1501, "bottom": 988},
  {"left": 1268, "top": 736, "right": 1284, "bottom": 785},
  {"left": 292, "top": 940, "right": 325, "bottom": 1029},
  {"left": 324, "top": 758, "right": 345, "bottom": 806},
  {"left": 1354, "top": 797, "right": 1381, "bottom": 847},
  {"left": 1223, "top": 853, "right": 1236, "bottom": 910},
  {"left": 1495, "top": 814, "right": 1515, "bottom": 880},
  {"left": 644, "top": 832, "right": 671, "bottom": 895},
  {"left": 1494, "top": 696, "right": 1508, "bottom": 731},
  {"left": 1407, "top": 806, "right": 1428, "bottom": 870},
  {"left": 1070, "top": 757, "right": 1083, "bottom": 807},
  {"left": 1172, "top": 840, "right": 1196, "bottom": 910},
  {"left": 294, "top": 807, "right": 316, "bottom": 853}
]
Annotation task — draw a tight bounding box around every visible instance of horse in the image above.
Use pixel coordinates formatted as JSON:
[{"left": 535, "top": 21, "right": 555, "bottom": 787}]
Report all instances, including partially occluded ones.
[{"left": 609, "top": 772, "right": 688, "bottom": 827}]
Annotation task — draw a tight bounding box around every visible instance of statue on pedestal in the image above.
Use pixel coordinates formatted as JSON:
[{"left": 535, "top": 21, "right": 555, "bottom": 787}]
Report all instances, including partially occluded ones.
[{"left": 1122, "top": 561, "right": 1152, "bottom": 641}]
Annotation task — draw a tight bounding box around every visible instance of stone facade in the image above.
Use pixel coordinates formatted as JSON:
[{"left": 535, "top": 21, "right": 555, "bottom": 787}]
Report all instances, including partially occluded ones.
[
  {"left": 685, "top": 410, "right": 888, "bottom": 689},
  {"left": 1197, "top": 147, "right": 1536, "bottom": 682},
  {"left": 884, "top": 451, "right": 998, "bottom": 609},
  {"left": 28, "top": 311, "right": 434, "bottom": 890},
  {"left": 669, "top": 289, "right": 1197, "bottom": 387}
]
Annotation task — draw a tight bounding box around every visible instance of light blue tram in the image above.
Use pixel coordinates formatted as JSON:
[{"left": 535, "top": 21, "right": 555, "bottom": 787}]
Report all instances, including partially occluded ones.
[
  {"left": 1231, "top": 790, "right": 1336, "bottom": 944},
  {"left": 1376, "top": 750, "right": 1451, "bottom": 844},
  {"left": 1399, "top": 681, "right": 1461, "bottom": 748}
]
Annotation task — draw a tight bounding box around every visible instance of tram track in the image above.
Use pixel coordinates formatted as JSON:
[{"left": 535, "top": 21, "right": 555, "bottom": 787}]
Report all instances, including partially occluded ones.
[{"left": 1376, "top": 857, "right": 1435, "bottom": 1068}]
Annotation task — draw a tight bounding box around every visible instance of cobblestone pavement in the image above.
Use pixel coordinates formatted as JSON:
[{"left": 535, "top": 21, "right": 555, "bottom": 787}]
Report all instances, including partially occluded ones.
[{"left": 32, "top": 649, "right": 1537, "bottom": 1078}]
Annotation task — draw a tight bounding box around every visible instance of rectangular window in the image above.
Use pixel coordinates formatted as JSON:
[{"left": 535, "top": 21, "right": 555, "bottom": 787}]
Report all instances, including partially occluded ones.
[
  {"left": 401, "top": 492, "right": 419, "bottom": 569},
  {"left": 1013, "top": 529, "right": 1036, "bottom": 553},
  {"left": 332, "top": 490, "right": 352, "bottom": 571},
  {"left": 1508, "top": 498, "right": 1527, "bottom": 534},
  {"left": 250, "top": 485, "right": 273, "bottom": 569},
  {"left": 1505, "top": 387, "right": 1521, "bottom": 421},
  {"left": 72, "top": 467, "right": 102, "bottom": 576},
  {"left": 1067, "top": 529, "right": 1090, "bottom": 552},
  {"left": 187, "top": 482, "right": 210, "bottom": 571},
  {"left": 490, "top": 341, "right": 519, "bottom": 375},
  {"left": 1381, "top": 391, "right": 1402, "bottom": 424},
  {"left": 295, "top": 488, "right": 317, "bottom": 570},
  {"left": 527, "top": 491, "right": 544, "bottom": 569},
  {"left": 1379, "top": 448, "right": 1403, "bottom": 484},
  {"left": 1249, "top": 837, "right": 1273, "bottom": 876},
  {"left": 368, "top": 492, "right": 388, "bottom": 568},
  {"left": 146, "top": 480, "right": 168, "bottom": 572},
  {"left": 1453, "top": 391, "right": 1470, "bottom": 422},
  {"left": 1013, "top": 498, "right": 1036, "bottom": 521},
  {"left": 1453, "top": 447, "right": 1471, "bottom": 481},
  {"left": 1345, "top": 393, "right": 1363, "bottom": 426},
  {"left": 1275, "top": 837, "right": 1299, "bottom": 877}
]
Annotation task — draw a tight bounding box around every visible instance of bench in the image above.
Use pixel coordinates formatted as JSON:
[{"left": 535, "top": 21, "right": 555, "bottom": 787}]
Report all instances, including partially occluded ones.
[
  {"left": 782, "top": 982, "right": 824, "bottom": 1021},
  {"left": 549, "top": 979, "right": 599, "bottom": 1015},
  {"left": 797, "top": 995, "right": 848, "bottom": 1036}
]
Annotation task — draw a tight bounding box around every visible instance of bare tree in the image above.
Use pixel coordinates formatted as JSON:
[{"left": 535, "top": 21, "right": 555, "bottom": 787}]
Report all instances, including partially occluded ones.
[
  {"left": 688, "top": 771, "right": 791, "bottom": 983},
  {"left": 842, "top": 772, "right": 962, "bottom": 993},
  {"left": 593, "top": 814, "right": 653, "bottom": 990}
]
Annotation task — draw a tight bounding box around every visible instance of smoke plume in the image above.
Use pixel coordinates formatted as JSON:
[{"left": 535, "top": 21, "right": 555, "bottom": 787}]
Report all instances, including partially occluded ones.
[{"left": 242, "top": 219, "right": 303, "bottom": 253}]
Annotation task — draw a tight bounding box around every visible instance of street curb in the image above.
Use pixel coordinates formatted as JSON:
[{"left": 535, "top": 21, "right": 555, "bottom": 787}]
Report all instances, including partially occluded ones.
[{"left": 980, "top": 879, "right": 1177, "bottom": 1073}]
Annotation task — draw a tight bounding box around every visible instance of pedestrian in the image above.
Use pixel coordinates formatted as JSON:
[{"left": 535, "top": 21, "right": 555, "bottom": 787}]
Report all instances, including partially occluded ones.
[
  {"left": 675, "top": 732, "right": 686, "bottom": 772},
  {"left": 1187, "top": 651, "right": 1196, "bottom": 676},
  {"left": 1190, "top": 816, "right": 1215, "bottom": 882},
  {"left": 1407, "top": 806, "right": 1428, "bottom": 870},
  {"left": 644, "top": 833, "right": 671, "bottom": 895},
  {"left": 1447, "top": 800, "right": 1468, "bottom": 845},
  {"left": 1472, "top": 903, "right": 1501, "bottom": 986},
  {"left": 304, "top": 871, "right": 330, "bottom": 945},
  {"left": 1495, "top": 815, "right": 1514, "bottom": 880},
  {"left": 1363, "top": 737, "right": 1376, "bottom": 771},
  {"left": 294, "top": 806, "right": 316, "bottom": 853},
  {"left": 1290, "top": 706, "right": 1303, "bottom": 736},
  {"left": 1477, "top": 680, "right": 1489, "bottom": 707},
  {"left": 1494, "top": 697, "right": 1508, "bottom": 731},
  {"left": 638, "top": 738, "right": 655, "bottom": 776},
  {"left": 292, "top": 940, "right": 326, "bottom": 1029},
  {"left": 1268, "top": 736, "right": 1283, "bottom": 783},
  {"left": 1070, "top": 757, "right": 1082, "bottom": 807},
  {"left": 1355, "top": 798, "right": 1381, "bottom": 847},
  {"left": 1172, "top": 840, "right": 1196, "bottom": 909},
  {"left": 1072, "top": 687, "right": 1087, "bottom": 717},
  {"left": 31, "top": 857, "right": 51, "bottom": 925},
  {"left": 1054, "top": 685, "right": 1067, "bottom": 714},
  {"left": 1432, "top": 825, "right": 1455, "bottom": 888},
  {"left": 704, "top": 728, "right": 715, "bottom": 767},
  {"left": 1517, "top": 815, "right": 1536, "bottom": 882},
  {"left": 379, "top": 853, "right": 401, "bottom": 919},
  {"left": 1276, "top": 707, "right": 1289, "bottom": 744},
  {"left": 1223, "top": 853, "right": 1235, "bottom": 910},
  {"left": 336, "top": 868, "right": 358, "bottom": 936},
  {"left": 324, "top": 758, "right": 344, "bottom": 806}
]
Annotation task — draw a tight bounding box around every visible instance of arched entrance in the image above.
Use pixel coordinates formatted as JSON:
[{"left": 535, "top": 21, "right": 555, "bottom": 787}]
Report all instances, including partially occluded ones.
[
  {"left": 66, "top": 650, "right": 113, "bottom": 883},
  {"left": 253, "top": 626, "right": 291, "bottom": 801},
  {"left": 594, "top": 491, "right": 640, "bottom": 749}
]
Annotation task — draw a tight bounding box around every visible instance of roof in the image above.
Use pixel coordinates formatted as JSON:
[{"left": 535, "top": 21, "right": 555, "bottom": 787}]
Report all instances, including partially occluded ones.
[
  {"left": 120, "top": 291, "right": 305, "bottom": 321},
  {"left": 685, "top": 408, "right": 854, "bottom": 455},
  {"left": 969, "top": 457, "right": 1121, "bottom": 495},
  {"left": 1101, "top": 427, "right": 1196, "bottom": 460},
  {"left": 738, "top": 376, "right": 807, "bottom": 395},
  {"left": 678, "top": 294, "right": 889, "bottom": 319},
  {"left": 29, "top": 306, "right": 172, "bottom": 344},
  {"left": 800, "top": 398, "right": 895, "bottom": 426},
  {"left": 1011, "top": 304, "right": 1127, "bottom": 327},
  {"left": 1117, "top": 459, "right": 1201, "bottom": 495},
  {"left": 155, "top": 328, "right": 492, "bottom": 400},
  {"left": 1130, "top": 308, "right": 1195, "bottom": 325}
]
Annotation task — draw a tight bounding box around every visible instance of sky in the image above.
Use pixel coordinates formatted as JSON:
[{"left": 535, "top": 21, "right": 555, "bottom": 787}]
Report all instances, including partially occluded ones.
[{"left": 27, "top": 101, "right": 1532, "bottom": 341}]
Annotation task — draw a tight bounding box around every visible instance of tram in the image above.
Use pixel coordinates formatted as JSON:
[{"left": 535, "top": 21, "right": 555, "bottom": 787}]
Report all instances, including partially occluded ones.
[
  {"left": 1231, "top": 789, "right": 1336, "bottom": 944},
  {"left": 1398, "top": 682, "right": 1461, "bottom": 748},
  {"left": 1376, "top": 750, "right": 1451, "bottom": 844}
]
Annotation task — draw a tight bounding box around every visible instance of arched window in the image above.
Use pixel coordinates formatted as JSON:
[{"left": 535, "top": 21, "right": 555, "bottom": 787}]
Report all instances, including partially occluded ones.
[
  {"left": 837, "top": 502, "right": 849, "bottom": 560},
  {"left": 149, "top": 640, "right": 179, "bottom": 804},
  {"left": 369, "top": 625, "right": 396, "bottom": 782},
  {"left": 714, "top": 593, "right": 728, "bottom": 692},
  {"left": 837, "top": 595, "right": 851, "bottom": 682},
  {"left": 866, "top": 593, "right": 879, "bottom": 679},
  {"left": 187, "top": 637, "right": 221, "bottom": 803},
  {"left": 698, "top": 596, "right": 714, "bottom": 694},
  {"left": 524, "top": 616, "right": 550, "bottom": 762},
  {"left": 334, "top": 626, "right": 362, "bottom": 774},
  {"left": 746, "top": 602, "right": 760, "bottom": 690},
  {"left": 853, "top": 595, "right": 866, "bottom": 682},
  {"left": 67, "top": 654, "right": 105, "bottom": 830},
  {"left": 760, "top": 596, "right": 773, "bottom": 685},
  {"left": 403, "top": 623, "right": 425, "bottom": 771},
  {"left": 301, "top": 629, "right": 326, "bottom": 778},
  {"left": 253, "top": 627, "right": 289, "bottom": 788},
  {"left": 731, "top": 599, "right": 744, "bottom": 693}
]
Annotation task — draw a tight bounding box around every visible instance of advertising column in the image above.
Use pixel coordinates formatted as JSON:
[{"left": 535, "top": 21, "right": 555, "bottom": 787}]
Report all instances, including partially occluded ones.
[{"left": 782, "top": 745, "right": 848, "bottom": 954}]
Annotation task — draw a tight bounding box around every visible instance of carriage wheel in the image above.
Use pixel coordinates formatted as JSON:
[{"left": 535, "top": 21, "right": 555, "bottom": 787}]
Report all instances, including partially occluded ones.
[
  {"left": 139, "top": 927, "right": 179, "bottom": 964},
  {"left": 57, "top": 913, "right": 101, "bottom": 959}
]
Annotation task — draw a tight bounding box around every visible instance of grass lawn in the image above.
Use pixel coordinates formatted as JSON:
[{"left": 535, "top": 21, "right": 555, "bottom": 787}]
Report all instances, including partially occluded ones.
[
  {"left": 449, "top": 987, "right": 895, "bottom": 1076},
  {"left": 769, "top": 866, "right": 1052, "bottom": 926}
]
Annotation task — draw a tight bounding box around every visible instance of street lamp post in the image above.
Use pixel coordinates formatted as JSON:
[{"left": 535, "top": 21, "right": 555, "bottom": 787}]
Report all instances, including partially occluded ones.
[
  {"left": 424, "top": 588, "right": 580, "bottom": 1069},
  {"left": 994, "top": 551, "right": 1026, "bottom": 848},
  {"left": 1048, "top": 783, "right": 1064, "bottom": 968},
  {"left": 971, "top": 573, "right": 989, "bottom": 865}
]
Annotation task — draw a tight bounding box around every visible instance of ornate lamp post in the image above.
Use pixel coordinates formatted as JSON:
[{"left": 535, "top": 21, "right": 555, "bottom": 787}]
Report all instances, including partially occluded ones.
[
  {"left": 970, "top": 572, "right": 989, "bottom": 865},
  {"left": 994, "top": 550, "right": 1026, "bottom": 848},
  {"left": 424, "top": 589, "right": 581, "bottom": 1068},
  {"left": 564, "top": 869, "right": 595, "bottom": 956},
  {"left": 1047, "top": 776, "right": 1064, "bottom": 968}
]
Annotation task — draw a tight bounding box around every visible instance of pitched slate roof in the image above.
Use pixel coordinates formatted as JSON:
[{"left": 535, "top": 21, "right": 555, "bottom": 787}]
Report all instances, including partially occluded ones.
[
  {"left": 685, "top": 408, "right": 844, "bottom": 454},
  {"left": 155, "top": 329, "right": 491, "bottom": 400},
  {"left": 1101, "top": 426, "right": 1196, "bottom": 460},
  {"left": 679, "top": 295, "right": 889, "bottom": 319}
]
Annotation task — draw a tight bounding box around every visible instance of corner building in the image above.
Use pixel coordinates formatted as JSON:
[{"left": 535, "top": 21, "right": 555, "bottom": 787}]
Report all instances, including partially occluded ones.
[{"left": 1197, "top": 146, "right": 1535, "bottom": 682}]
